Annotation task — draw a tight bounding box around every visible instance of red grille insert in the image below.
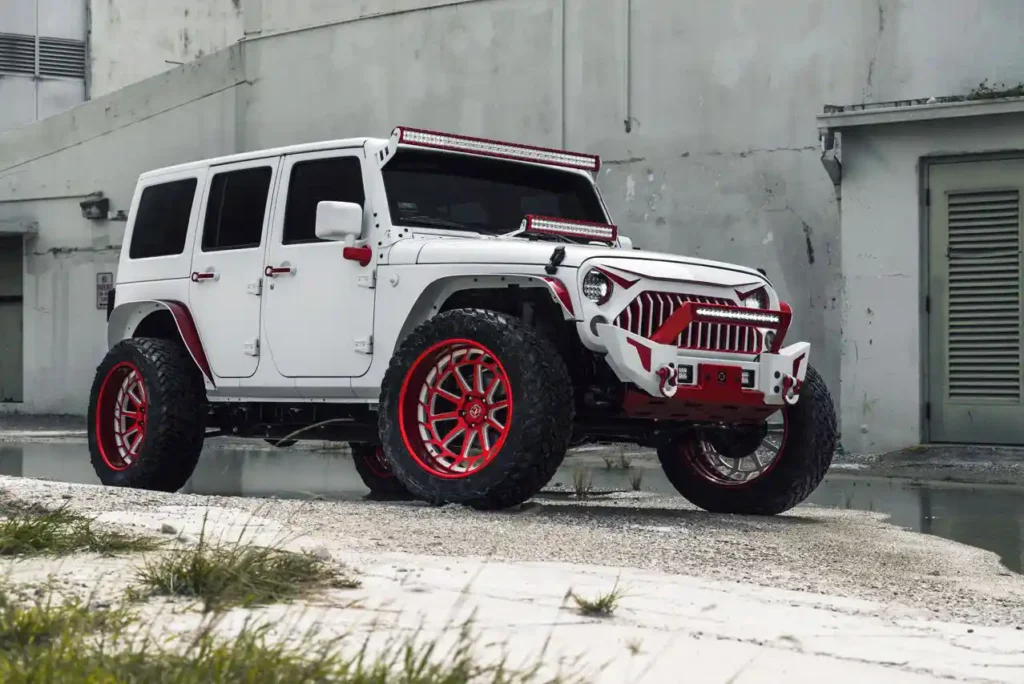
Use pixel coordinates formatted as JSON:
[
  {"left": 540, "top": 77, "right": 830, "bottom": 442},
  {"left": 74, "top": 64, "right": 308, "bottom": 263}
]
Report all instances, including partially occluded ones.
[{"left": 613, "top": 292, "right": 763, "bottom": 354}]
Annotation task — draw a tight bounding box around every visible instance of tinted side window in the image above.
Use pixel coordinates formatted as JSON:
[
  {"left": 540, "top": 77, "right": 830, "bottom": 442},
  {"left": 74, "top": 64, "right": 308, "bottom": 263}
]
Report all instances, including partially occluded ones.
[
  {"left": 201, "top": 167, "right": 273, "bottom": 252},
  {"left": 283, "top": 157, "right": 365, "bottom": 245},
  {"left": 128, "top": 178, "right": 197, "bottom": 259}
]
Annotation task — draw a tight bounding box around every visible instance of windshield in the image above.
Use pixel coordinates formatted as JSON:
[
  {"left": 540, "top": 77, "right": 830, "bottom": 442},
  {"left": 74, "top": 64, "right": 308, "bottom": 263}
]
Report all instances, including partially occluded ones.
[{"left": 381, "top": 149, "right": 607, "bottom": 235}]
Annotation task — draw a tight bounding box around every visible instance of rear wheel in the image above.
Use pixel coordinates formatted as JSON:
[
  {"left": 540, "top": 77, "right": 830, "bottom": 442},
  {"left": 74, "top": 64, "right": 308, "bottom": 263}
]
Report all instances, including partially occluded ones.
[
  {"left": 88, "top": 338, "right": 207, "bottom": 492},
  {"left": 657, "top": 365, "right": 836, "bottom": 515},
  {"left": 350, "top": 443, "right": 412, "bottom": 499},
  {"left": 378, "top": 309, "right": 573, "bottom": 510}
]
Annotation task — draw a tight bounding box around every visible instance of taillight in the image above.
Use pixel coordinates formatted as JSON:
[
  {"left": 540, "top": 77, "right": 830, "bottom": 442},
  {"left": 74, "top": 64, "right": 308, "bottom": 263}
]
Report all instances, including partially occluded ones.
[{"left": 106, "top": 287, "right": 116, "bottom": 321}]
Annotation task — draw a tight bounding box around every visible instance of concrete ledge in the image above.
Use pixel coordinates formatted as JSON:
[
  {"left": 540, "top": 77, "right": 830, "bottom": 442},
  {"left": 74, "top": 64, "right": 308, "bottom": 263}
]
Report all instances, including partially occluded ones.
[{"left": 817, "top": 96, "right": 1024, "bottom": 132}]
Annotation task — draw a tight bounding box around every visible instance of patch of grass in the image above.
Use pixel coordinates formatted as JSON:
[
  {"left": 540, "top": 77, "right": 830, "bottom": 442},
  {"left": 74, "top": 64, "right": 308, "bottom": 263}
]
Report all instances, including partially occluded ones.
[
  {"left": 602, "top": 457, "right": 615, "bottom": 470},
  {"left": 628, "top": 472, "right": 643, "bottom": 492},
  {"left": 0, "top": 504, "right": 161, "bottom": 557},
  {"left": 617, "top": 454, "right": 632, "bottom": 470},
  {"left": 0, "top": 590, "right": 132, "bottom": 654},
  {"left": 0, "top": 592, "right": 568, "bottom": 683},
  {"left": 569, "top": 583, "right": 624, "bottom": 618},
  {"left": 571, "top": 466, "right": 593, "bottom": 500},
  {"left": 136, "top": 533, "right": 360, "bottom": 612},
  {"left": 625, "top": 638, "right": 643, "bottom": 656}
]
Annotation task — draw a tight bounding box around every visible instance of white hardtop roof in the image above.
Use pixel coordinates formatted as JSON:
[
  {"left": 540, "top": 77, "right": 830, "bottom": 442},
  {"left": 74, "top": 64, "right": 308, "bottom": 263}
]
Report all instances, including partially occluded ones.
[{"left": 139, "top": 136, "right": 390, "bottom": 180}]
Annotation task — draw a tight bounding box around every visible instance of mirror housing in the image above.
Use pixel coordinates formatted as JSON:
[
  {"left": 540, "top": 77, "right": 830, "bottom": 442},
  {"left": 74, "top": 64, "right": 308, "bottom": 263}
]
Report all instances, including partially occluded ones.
[
  {"left": 617, "top": 235, "right": 633, "bottom": 250},
  {"left": 315, "top": 201, "right": 363, "bottom": 243}
]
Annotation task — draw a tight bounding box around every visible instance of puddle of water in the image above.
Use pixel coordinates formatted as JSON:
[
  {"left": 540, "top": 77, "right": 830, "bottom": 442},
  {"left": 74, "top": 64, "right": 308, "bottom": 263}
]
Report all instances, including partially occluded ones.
[{"left": 1, "top": 442, "right": 1022, "bottom": 574}]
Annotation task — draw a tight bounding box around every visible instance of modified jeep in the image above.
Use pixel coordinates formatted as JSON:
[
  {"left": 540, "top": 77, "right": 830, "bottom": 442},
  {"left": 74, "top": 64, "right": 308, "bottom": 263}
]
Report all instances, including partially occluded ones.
[{"left": 88, "top": 126, "right": 836, "bottom": 515}]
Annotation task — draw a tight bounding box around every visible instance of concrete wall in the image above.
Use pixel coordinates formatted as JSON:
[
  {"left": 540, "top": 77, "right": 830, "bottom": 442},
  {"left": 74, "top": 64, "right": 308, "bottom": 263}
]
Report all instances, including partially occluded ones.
[
  {"left": 0, "top": 48, "right": 246, "bottom": 414},
  {"left": 4, "top": 0, "right": 1024, "bottom": 447},
  {"left": 88, "top": 0, "right": 245, "bottom": 97},
  {"left": 839, "top": 112, "right": 1024, "bottom": 453},
  {"left": 0, "top": 0, "right": 87, "bottom": 134}
]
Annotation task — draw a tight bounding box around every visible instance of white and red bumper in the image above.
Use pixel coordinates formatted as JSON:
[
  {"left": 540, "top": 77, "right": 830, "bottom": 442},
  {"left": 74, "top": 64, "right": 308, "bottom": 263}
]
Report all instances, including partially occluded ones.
[{"left": 591, "top": 301, "right": 810, "bottom": 421}]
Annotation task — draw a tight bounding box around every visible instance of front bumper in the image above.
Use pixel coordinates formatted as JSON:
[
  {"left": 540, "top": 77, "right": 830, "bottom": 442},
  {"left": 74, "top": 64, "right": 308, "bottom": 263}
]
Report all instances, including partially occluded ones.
[{"left": 593, "top": 317, "right": 810, "bottom": 421}]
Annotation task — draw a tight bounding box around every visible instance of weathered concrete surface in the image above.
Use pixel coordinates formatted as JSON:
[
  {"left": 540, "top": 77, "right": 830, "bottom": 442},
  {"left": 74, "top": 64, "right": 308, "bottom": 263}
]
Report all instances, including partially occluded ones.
[
  {"left": 0, "top": 48, "right": 247, "bottom": 415},
  {"left": 5, "top": 0, "right": 1024, "bottom": 451},
  {"left": 838, "top": 114, "right": 1024, "bottom": 453},
  {"left": 89, "top": 0, "right": 245, "bottom": 97},
  {"left": 1, "top": 483, "right": 1022, "bottom": 682}
]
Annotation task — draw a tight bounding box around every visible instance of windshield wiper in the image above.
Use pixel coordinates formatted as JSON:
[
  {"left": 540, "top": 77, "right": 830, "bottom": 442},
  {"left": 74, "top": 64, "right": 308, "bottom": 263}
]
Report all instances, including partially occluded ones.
[{"left": 394, "top": 216, "right": 469, "bottom": 230}]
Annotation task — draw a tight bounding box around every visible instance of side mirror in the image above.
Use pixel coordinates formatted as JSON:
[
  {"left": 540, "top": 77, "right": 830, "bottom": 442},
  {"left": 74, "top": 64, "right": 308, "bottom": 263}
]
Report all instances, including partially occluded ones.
[
  {"left": 617, "top": 235, "right": 633, "bottom": 250},
  {"left": 315, "top": 201, "right": 363, "bottom": 243}
]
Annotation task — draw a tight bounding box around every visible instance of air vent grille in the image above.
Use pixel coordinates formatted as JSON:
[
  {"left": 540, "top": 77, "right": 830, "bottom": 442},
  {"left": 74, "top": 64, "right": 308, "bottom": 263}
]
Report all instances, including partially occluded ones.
[{"left": 946, "top": 190, "right": 1022, "bottom": 401}]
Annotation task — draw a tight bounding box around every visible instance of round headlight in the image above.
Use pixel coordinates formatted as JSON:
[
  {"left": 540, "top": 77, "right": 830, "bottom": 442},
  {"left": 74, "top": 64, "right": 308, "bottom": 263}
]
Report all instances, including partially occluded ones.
[
  {"left": 740, "top": 287, "right": 769, "bottom": 309},
  {"left": 582, "top": 269, "right": 613, "bottom": 304}
]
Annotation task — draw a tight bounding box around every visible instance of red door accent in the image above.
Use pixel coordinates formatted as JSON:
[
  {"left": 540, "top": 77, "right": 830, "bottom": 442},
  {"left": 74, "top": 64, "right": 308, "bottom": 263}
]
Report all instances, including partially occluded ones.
[{"left": 342, "top": 246, "right": 373, "bottom": 267}]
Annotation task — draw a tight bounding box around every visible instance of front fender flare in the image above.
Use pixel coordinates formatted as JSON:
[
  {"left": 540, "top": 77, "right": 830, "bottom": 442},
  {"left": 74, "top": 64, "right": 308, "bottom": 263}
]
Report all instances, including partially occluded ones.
[
  {"left": 394, "top": 272, "right": 579, "bottom": 354},
  {"left": 107, "top": 299, "right": 215, "bottom": 387}
]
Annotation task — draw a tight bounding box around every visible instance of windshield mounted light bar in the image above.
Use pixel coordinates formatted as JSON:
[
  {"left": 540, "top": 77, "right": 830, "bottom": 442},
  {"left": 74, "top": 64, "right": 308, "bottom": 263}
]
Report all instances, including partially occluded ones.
[
  {"left": 392, "top": 127, "right": 601, "bottom": 172},
  {"left": 521, "top": 215, "right": 618, "bottom": 243}
]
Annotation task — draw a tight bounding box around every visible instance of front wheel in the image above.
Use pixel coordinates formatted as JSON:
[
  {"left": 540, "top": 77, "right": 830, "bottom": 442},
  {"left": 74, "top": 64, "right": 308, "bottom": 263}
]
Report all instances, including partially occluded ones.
[
  {"left": 378, "top": 309, "right": 574, "bottom": 510},
  {"left": 87, "top": 338, "right": 207, "bottom": 492},
  {"left": 657, "top": 364, "right": 837, "bottom": 516}
]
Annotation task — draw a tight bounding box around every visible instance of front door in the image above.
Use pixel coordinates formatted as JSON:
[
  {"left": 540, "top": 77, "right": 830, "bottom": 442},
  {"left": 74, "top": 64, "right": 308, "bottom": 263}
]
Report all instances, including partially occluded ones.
[
  {"left": 188, "top": 158, "right": 280, "bottom": 379},
  {"left": 928, "top": 158, "right": 1024, "bottom": 444},
  {"left": 261, "top": 149, "right": 375, "bottom": 378}
]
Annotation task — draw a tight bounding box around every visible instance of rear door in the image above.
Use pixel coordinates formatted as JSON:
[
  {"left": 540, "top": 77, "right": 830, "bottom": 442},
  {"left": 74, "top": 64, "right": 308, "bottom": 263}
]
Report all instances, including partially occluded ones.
[
  {"left": 188, "top": 158, "right": 280, "bottom": 379},
  {"left": 261, "top": 149, "right": 375, "bottom": 378}
]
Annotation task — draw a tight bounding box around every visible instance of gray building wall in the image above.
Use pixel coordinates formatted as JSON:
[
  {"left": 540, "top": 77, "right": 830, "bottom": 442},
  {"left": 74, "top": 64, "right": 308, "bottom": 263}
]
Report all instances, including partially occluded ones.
[
  {"left": 1, "top": 0, "right": 1023, "bottom": 451},
  {"left": 0, "top": 0, "right": 87, "bottom": 134},
  {"left": 87, "top": 0, "right": 244, "bottom": 97},
  {"left": 837, "top": 111, "right": 1024, "bottom": 453}
]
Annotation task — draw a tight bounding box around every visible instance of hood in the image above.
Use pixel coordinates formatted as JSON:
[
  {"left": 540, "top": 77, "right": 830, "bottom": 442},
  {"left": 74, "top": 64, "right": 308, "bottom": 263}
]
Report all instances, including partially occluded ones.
[{"left": 413, "top": 237, "right": 768, "bottom": 283}]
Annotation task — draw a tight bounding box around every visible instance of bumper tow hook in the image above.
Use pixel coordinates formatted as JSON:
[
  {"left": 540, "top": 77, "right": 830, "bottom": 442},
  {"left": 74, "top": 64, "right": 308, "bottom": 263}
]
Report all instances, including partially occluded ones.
[
  {"left": 780, "top": 374, "right": 803, "bottom": 405},
  {"left": 656, "top": 366, "right": 678, "bottom": 398}
]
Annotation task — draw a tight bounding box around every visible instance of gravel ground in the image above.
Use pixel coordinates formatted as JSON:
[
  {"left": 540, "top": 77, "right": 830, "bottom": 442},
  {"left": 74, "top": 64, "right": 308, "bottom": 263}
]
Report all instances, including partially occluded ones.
[{"left": 2, "top": 474, "right": 1022, "bottom": 630}]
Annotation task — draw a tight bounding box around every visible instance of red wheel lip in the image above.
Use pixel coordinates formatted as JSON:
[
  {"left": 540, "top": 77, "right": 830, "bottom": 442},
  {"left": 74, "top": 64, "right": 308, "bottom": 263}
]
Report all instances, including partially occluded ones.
[
  {"left": 365, "top": 446, "right": 395, "bottom": 479},
  {"left": 682, "top": 409, "right": 789, "bottom": 488},
  {"left": 397, "top": 338, "right": 514, "bottom": 480},
  {"left": 94, "top": 361, "right": 147, "bottom": 472}
]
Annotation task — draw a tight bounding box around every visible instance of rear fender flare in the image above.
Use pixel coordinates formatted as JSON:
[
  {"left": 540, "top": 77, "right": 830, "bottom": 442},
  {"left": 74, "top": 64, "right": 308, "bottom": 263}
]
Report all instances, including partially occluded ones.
[{"left": 107, "top": 300, "right": 215, "bottom": 387}]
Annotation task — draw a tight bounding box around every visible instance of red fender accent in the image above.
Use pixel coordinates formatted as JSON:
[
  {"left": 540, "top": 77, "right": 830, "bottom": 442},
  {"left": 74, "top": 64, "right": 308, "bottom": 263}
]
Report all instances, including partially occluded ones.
[{"left": 156, "top": 300, "right": 216, "bottom": 387}]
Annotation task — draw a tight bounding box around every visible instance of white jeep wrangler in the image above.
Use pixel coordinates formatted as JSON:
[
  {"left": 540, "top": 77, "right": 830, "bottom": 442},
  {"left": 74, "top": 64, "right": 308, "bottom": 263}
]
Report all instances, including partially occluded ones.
[{"left": 88, "top": 126, "right": 836, "bottom": 514}]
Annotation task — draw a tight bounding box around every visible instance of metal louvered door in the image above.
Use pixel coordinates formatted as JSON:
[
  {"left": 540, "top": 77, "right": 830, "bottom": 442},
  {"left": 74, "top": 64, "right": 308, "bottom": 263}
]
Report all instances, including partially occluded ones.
[{"left": 928, "top": 159, "right": 1024, "bottom": 444}]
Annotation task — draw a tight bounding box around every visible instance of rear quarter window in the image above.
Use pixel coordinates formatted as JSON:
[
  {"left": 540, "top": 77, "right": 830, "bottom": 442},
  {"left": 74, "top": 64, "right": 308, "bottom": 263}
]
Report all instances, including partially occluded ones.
[{"left": 128, "top": 178, "right": 198, "bottom": 259}]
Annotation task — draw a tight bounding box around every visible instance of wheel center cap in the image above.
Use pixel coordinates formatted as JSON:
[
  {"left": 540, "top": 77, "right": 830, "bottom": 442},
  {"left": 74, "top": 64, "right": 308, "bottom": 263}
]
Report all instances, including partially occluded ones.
[{"left": 464, "top": 400, "right": 486, "bottom": 425}]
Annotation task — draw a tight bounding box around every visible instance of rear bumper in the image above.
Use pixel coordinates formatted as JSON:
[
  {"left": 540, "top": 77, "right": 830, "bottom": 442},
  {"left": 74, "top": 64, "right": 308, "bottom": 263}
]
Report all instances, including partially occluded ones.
[{"left": 594, "top": 319, "right": 810, "bottom": 421}]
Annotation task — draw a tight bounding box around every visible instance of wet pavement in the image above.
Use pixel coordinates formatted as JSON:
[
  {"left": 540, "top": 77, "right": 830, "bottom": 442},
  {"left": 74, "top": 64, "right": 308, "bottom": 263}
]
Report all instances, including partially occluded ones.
[{"left": 1, "top": 440, "right": 1022, "bottom": 574}]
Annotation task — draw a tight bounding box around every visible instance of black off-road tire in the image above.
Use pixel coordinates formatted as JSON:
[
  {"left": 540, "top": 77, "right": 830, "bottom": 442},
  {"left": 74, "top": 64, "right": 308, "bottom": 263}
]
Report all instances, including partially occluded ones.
[
  {"left": 87, "top": 337, "right": 206, "bottom": 492},
  {"left": 350, "top": 442, "right": 414, "bottom": 499},
  {"left": 657, "top": 365, "right": 837, "bottom": 516},
  {"left": 378, "top": 309, "right": 574, "bottom": 510}
]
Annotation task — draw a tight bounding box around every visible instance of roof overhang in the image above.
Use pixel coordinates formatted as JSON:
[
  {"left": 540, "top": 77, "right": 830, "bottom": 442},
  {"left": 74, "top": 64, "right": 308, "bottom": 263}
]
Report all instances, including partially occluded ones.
[
  {"left": 817, "top": 96, "right": 1024, "bottom": 133},
  {"left": 0, "top": 219, "right": 38, "bottom": 236}
]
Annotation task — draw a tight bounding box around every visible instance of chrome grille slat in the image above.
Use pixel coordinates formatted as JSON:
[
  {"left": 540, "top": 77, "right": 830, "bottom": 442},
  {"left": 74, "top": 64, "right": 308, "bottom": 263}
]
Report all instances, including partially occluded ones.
[{"left": 613, "top": 290, "right": 762, "bottom": 355}]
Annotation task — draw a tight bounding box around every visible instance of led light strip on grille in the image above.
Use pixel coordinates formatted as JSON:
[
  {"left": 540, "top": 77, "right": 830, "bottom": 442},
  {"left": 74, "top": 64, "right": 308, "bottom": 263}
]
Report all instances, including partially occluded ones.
[
  {"left": 695, "top": 307, "right": 781, "bottom": 325},
  {"left": 393, "top": 127, "right": 601, "bottom": 172},
  {"left": 522, "top": 215, "right": 618, "bottom": 243}
]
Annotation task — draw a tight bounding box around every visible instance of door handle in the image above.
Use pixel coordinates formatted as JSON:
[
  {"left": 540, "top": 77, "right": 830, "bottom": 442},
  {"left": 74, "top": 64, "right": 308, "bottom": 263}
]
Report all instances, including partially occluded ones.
[
  {"left": 264, "top": 263, "right": 297, "bottom": 277},
  {"left": 191, "top": 269, "right": 219, "bottom": 282}
]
